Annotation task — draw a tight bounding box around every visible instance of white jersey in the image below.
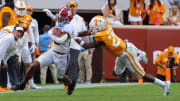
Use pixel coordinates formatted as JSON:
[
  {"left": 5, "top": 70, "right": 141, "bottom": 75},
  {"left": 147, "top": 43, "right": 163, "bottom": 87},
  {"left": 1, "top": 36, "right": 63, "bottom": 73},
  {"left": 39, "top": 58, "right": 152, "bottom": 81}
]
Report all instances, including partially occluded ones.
[
  {"left": 29, "top": 18, "right": 39, "bottom": 43},
  {"left": 70, "top": 14, "right": 87, "bottom": 50},
  {"left": 0, "top": 34, "right": 19, "bottom": 64},
  {"left": 0, "top": 25, "right": 35, "bottom": 46},
  {"left": 0, "top": 25, "right": 35, "bottom": 63},
  {"left": 48, "top": 24, "right": 74, "bottom": 54}
]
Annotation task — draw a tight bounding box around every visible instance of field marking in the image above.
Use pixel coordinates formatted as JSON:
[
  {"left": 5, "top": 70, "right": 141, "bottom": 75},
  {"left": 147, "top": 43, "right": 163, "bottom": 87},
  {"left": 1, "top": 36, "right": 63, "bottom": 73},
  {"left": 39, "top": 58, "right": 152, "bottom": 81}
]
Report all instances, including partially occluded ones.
[{"left": 0, "top": 82, "right": 151, "bottom": 93}]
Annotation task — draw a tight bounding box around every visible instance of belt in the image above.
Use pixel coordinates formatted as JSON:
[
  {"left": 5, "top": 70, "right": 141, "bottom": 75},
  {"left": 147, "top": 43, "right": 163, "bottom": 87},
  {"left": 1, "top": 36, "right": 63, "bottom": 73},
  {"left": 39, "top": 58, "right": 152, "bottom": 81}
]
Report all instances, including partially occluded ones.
[{"left": 53, "top": 50, "right": 66, "bottom": 55}]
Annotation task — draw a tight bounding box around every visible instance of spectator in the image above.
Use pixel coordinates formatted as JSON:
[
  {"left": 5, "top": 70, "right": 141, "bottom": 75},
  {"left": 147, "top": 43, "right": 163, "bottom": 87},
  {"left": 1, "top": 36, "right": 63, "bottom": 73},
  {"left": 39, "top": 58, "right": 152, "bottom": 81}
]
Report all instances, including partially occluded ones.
[
  {"left": 155, "top": 46, "right": 179, "bottom": 82},
  {"left": 167, "top": 5, "right": 180, "bottom": 26},
  {"left": 77, "top": 36, "right": 94, "bottom": 84},
  {"left": 129, "top": 0, "right": 145, "bottom": 25},
  {"left": 39, "top": 25, "right": 59, "bottom": 84},
  {"left": 103, "top": 0, "right": 123, "bottom": 26},
  {"left": 169, "top": 0, "right": 180, "bottom": 11},
  {"left": 147, "top": 0, "right": 165, "bottom": 25}
]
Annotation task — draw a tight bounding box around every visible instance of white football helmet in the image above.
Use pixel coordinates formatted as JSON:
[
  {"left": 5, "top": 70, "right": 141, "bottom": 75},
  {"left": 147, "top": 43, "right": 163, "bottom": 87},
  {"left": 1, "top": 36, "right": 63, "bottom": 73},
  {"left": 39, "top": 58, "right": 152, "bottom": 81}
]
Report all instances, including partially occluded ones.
[
  {"left": 14, "top": 0, "right": 26, "bottom": 16},
  {"left": 89, "top": 16, "right": 109, "bottom": 34}
]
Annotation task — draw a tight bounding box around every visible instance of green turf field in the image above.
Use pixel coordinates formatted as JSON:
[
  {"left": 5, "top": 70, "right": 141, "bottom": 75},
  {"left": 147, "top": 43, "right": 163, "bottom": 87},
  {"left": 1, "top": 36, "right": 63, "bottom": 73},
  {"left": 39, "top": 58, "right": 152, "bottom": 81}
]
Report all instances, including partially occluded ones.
[{"left": 0, "top": 83, "right": 179, "bottom": 101}]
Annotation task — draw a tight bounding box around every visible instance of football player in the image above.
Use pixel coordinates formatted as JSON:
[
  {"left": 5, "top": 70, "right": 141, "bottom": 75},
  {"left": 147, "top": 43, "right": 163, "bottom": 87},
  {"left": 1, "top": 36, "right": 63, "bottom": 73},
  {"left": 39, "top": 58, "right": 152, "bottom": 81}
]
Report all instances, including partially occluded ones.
[
  {"left": 13, "top": 0, "right": 39, "bottom": 89},
  {"left": 76, "top": 15, "right": 170, "bottom": 96},
  {"left": 12, "top": 7, "right": 74, "bottom": 93}
]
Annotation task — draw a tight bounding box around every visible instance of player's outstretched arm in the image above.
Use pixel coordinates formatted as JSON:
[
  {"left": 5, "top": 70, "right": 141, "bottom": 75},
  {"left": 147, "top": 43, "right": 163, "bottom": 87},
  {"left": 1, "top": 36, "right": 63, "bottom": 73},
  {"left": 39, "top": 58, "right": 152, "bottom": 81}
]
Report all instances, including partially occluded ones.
[
  {"left": 75, "top": 39, "right": 96, "bottom": 49},
  {"left": 78, "top": 30, "right": 91, "bottom": 37}
]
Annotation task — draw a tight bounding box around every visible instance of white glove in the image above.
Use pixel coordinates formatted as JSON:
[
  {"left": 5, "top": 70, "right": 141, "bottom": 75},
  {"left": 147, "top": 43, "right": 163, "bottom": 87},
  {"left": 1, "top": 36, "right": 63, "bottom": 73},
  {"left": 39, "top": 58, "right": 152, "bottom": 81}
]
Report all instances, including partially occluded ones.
[
  {"left": 30, "top": 44, "right": 37, "bottom": 53},
  {"left": 43, "top": 9, "right": 56, "bottom": 21}
]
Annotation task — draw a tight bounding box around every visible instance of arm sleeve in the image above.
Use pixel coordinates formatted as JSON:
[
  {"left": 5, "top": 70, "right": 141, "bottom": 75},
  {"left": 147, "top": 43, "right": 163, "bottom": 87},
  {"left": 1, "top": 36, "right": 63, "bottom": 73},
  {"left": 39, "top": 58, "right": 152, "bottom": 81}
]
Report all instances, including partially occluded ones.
[
  {"left": 155, "top": 53, "right": 162, "bottom": 63},
  {"left": 174, "top": 54, "right": 179, "bottom": 64},
  {"left": 32, "top": 19, "right": 39, "bottom": 43},
  {"left": 28, "top": 26, "right": 35, "bottom": 44},
  {"left": 0, "top": 37, "right": 11, "bottom": 63}
]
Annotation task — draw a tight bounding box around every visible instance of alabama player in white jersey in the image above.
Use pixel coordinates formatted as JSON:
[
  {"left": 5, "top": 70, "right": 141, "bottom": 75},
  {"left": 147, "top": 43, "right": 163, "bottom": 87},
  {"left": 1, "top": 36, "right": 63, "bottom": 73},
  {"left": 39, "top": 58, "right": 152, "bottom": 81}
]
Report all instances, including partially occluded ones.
[{"left": 12, "top": 7, "right": 75, "bottom": 92}]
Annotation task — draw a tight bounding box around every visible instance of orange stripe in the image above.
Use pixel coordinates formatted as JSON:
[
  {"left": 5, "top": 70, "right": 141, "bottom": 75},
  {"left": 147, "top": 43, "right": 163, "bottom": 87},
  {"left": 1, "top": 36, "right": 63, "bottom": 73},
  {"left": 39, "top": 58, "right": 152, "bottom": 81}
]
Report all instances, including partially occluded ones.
[
  {"left": 125, "top": 54, "right": 143, "bottom": 77},
  {"left": 20, "top": 0, "right": 23, "bottom": 7},
  {"left": 127, "top": 51, "right": 145, "bottom": 75},
  {"left": 3, "top": 29, "right": 11, "bottom": 33}
]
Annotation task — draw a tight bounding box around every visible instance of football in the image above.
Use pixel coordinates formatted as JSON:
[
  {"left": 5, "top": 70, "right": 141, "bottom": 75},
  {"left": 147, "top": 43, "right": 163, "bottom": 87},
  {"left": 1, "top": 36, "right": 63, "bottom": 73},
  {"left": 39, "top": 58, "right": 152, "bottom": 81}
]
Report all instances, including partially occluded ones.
[{"left": 53, "top": 27, "right": 63, "bottom": 37}]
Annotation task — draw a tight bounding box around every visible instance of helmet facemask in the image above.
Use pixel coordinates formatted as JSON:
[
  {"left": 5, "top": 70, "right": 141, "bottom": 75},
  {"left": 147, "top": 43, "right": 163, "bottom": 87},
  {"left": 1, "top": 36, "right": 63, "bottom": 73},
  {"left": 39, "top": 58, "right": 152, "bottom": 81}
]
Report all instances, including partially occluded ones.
[{"left": 15, "top": 7, "right": 26, "bottom": 16}]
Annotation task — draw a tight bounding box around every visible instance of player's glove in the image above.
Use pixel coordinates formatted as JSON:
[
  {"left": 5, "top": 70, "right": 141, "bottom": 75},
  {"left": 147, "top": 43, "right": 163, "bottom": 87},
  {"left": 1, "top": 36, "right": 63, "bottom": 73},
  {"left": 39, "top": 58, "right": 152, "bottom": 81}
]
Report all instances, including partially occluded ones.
[{"left": 43, "top": 9, "right": 56, "bottom": 20}]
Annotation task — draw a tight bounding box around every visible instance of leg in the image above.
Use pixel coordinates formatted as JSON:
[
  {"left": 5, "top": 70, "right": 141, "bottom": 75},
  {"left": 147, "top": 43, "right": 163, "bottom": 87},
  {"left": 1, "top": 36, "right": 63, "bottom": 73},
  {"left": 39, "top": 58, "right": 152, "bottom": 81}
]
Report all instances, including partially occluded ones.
[
  {"left": 7, "top": 56, "right": 19, "bottom": 86},
  {"left": 84, "top": 51, "right": 93, "bottom": 83},
  {"left": 40, "top": 66, "right": 48, "bottom": 84},
  {"left": 12, "top": 50, "right": 54, "bottom": 90},
  {"left": 77, "top": 51, "right": 85, "bottom": 83},
  {"left": 119, "top": 69, "right": 128, "bottom": 83},
  {"left": 137, "top": 21, "right": 143, "bottom": 25},
  {"left": 22, "top": 47, "right": 40, "bottom": 89},
  {"left": 49, "top": 64, "right": 59, "bottom": 84},
  {"left": 66, "top": 48, "right": 80, "bottom": 95},
  {"left": 124, "top": 50, "right": 169, "bottom": 96},
  {"left": 130, "top": 21, "right": 138, "bottom": 25}
]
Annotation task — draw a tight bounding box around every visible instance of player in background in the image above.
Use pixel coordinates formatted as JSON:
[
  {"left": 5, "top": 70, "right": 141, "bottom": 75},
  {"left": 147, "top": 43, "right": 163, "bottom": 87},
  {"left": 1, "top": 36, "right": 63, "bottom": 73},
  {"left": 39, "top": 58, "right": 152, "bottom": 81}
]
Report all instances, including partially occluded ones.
[
  {"left": 76, "top": 15, "right": 170, "bottom": 96},
  {"left": 26, "top": 5, "right": 40, "bottom": 57},
  {"left": 13, "top": 0, "right": 39, "bottom": 89}
]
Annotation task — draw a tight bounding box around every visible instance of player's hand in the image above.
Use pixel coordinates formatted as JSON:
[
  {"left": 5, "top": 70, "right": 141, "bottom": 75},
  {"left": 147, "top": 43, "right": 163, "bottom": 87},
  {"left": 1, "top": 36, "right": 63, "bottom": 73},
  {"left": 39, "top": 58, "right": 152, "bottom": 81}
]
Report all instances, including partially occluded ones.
[
  {"left": 74, "top": 38, "right": 81, "bottom": 44},
  {"left": 13, "top": 55, "right": 19, "bottom": 62},
  {"left": 43, "top": 9, "right": 52, "bottom": 16},
  {"left": 43, "top": 9, "right": 56, "bottom": 20},
  {"left": 30, "top": 44, "right": 37, "bottom": 53}
]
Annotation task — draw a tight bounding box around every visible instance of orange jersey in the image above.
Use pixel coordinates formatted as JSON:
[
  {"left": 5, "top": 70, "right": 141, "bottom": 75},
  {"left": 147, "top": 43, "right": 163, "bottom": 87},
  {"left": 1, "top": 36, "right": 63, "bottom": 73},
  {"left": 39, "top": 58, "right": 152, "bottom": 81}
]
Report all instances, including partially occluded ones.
[
  {"left": 155, "top": 51, "right": 179, "bottom": 76},
  {"left": 92, "top": 25, "right": 126, "bottom": 56},
  {"left": 0, "top": 7, "right": 16, "bottom": 29},
  {"left": 15, "top": 14, "right": 32, "bottom": 26},
  {"left": 147, "top": 1, "right": 165, "bottom": 24},
  {"left": 129, "top": 0, "right": 144, "bottom": 16}
]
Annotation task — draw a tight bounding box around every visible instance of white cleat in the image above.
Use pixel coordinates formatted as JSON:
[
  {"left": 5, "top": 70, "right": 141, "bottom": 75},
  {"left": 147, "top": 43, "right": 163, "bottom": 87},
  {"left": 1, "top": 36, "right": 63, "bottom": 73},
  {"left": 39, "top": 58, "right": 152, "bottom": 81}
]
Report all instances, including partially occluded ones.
[
  {"left": 29, "top": 83, "right": 41, "bottom": 89},
  {"left": 162, "top": 82, "right": 170, "bottom": 96}
]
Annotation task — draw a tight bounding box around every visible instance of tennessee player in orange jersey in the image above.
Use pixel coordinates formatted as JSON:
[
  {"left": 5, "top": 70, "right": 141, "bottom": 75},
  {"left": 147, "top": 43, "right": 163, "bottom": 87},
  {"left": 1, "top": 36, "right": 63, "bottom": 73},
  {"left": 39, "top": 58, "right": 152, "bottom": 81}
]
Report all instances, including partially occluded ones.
[
  {"left": 76, "top": 15, "right": 170, "bottom": 96},
  {"left": 13, "top": 0, "right": 40, "bottom": 89}
]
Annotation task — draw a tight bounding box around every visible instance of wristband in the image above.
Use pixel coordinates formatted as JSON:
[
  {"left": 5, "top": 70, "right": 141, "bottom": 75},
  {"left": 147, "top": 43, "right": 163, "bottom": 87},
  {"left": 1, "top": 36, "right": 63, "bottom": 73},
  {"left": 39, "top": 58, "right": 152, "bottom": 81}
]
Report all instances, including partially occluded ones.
[{"left": 80, "top": 41, "right": 85, "bottom": 46}]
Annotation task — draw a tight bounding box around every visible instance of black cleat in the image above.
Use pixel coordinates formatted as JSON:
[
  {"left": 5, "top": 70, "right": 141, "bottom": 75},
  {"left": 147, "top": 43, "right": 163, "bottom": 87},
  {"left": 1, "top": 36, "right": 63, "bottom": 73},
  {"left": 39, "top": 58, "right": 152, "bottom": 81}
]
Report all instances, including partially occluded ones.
[
  {"left": 12, "top": 82, "right": 26, "bottom": 91},
  {"left": 67, "top": 81, "right": 75, "bottom": 95}
]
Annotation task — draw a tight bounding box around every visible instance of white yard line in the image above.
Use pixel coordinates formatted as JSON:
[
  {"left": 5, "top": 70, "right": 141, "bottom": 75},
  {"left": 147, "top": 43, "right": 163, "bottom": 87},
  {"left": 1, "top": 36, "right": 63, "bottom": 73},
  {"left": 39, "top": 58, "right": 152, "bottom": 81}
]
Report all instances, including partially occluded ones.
[{"left": 0, "top": 82, "right": 151, "bottom": 93}]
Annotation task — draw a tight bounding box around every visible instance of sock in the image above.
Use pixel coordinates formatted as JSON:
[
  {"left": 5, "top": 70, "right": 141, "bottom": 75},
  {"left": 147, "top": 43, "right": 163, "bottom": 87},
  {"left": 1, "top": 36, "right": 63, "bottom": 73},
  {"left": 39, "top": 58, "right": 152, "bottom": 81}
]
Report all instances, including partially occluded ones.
[
  {"left": 7, "top": 72, "right": 11, "bottom": 88},
  {"left": 29, "top": 79, "right": 34, "bottom": 86},
  {"left": 154, "top": 78, "right": 166, "bottom": 87}
]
